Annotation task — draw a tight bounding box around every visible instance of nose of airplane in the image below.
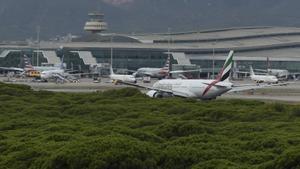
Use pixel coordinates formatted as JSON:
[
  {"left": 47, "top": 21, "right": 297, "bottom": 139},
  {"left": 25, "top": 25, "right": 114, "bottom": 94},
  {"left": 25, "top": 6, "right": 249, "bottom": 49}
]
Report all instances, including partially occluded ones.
[{"left": 40, "top": 73, "right": 47, "bottom": 79}]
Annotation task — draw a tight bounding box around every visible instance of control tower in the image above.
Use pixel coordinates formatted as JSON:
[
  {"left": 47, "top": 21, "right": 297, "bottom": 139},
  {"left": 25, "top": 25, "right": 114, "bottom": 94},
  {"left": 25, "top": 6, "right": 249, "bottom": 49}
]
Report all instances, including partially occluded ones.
[{"left": 84, "top": 12, "right": 108, "bottom": 33}]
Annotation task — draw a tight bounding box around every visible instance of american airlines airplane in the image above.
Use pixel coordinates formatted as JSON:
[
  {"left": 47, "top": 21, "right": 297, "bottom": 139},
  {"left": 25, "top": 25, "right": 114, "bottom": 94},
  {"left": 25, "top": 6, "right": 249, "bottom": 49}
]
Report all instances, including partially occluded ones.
[
  {"left": 250, "top": 66, "right": 278, "bottom": 84},
  {"left": 0, "top": 55, "right": 59, "bottom": 74},
  {"left": 133, "top": 55, "right": 171, "bottom": 79},
  {"left": 133, "top": 55, "right": 200, "bottom": 79},
  {"left": 123, "top": 51, "right": 282, "bottom": 100},
  {"left": 23, "top": 55, "right": 63, "bottom": 72}
]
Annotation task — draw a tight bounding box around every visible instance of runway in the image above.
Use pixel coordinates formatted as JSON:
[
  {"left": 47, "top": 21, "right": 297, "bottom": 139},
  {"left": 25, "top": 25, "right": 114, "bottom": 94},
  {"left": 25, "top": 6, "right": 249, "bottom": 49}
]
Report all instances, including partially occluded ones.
[{"left": 1, "top": 76, "right": 300, "bottom": 103}]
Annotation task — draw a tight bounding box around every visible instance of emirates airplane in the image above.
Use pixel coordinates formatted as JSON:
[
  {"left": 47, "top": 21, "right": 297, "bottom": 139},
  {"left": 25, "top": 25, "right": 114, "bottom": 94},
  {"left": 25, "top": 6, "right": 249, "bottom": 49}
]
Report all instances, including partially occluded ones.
[{"left": 123, "top": 51, "right": 282, "bottom": 100}]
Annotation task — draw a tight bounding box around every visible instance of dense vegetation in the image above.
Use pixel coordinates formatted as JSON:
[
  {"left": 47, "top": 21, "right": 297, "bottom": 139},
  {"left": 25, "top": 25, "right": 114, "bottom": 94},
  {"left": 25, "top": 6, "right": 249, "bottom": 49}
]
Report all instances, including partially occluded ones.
[{"left": 1, "top": 82, "right": 300, "bottom": 169}]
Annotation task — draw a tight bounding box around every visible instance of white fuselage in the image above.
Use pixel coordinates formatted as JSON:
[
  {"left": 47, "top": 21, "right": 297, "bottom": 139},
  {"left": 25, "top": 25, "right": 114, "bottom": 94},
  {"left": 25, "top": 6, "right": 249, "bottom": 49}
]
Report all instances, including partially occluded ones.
[
  {"left": 152, "top": 79, "right": 232, "bottom": 99},
  {"left": 135, "top": 68, "right": 167, "bottom": 78},
  {"left": 250, "top": 74, "right": 278, "bottom": 83},
  {"left": 40, "top": 69, "right": 64, "bottom": 79},
  {"left": 110, "top": 74, "right": 137, "bottom": 83},
  {"left": 32, "top": 66, "right": 61, "bottom": 72}
]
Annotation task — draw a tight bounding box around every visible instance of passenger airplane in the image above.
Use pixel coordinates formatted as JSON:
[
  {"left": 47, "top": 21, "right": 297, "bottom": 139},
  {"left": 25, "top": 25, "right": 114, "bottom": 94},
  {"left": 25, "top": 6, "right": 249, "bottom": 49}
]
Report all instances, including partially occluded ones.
[
  {"left": 39, "top": 64, "right": 80, "bottom": 83},
  {"left": 250, "top": 66, "right": 278, "bottom": 83},
  {"left": 253, "top": 57, "right": 289, "bottom": 80},
  {"left": 109, "top": 66, "right": 137, "bottom": 84},
  {"left": 134, "top": 55, "right": 200, "bottom": 79},
  {"left": 133, "top": 55, "right": 171, "bottom": 79},
  {"left": 23, "top": 55, "right": 62, "bottom": 72},
  {"left": 0, "top": 55, "right": 60, "bottom": 75},
  {"left": 109, "top": 43, "right": 137, "bottom": 84},
  {"left": 122, "top": 51, "right": 282, "bottom": 100},
  {"left": 40, "top": 69, "right": 65, "bottom": 80},
  {"left": 0, "top": 67, "right": 24, "bottom": 73},
  {"left": 39, "top": 56, "right": 80, "bottom": 82}
]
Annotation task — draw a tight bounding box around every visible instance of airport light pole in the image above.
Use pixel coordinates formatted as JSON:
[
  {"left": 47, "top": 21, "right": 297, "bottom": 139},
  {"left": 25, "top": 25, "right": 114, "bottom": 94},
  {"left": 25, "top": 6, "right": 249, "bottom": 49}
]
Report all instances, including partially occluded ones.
[
  {"left": 212, "top": 44, "right": 215, "bottom": 78},
  {"left": 212, "top": 42, "right": 215, "bottom": 78},
  {"left": 110, "top": 34, "right": 114, "bottom": 68},
  {"left": 167, "top": 27, "right": 171, "bottom": 78},
  {"left": 168, "top": 27, "right": 171, "bottom": 54},
  {"left": 59, "top": 46, "right": 65, "bottom": 69},
  {"left": 36, "top": 26, "right": 40, "bottom": 66},
  {"left": 100, "top": 33, "right": 116, "bottom": 73}
]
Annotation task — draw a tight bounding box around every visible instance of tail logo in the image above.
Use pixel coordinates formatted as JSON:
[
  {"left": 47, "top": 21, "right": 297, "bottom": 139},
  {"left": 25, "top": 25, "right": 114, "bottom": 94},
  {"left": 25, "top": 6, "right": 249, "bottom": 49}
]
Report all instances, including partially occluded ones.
[
  {"left": 159, "top": 55, "right": 171, "bottom": 77},
  {"left": 202, "top": 50, "right": 234, "bottom": 96}
]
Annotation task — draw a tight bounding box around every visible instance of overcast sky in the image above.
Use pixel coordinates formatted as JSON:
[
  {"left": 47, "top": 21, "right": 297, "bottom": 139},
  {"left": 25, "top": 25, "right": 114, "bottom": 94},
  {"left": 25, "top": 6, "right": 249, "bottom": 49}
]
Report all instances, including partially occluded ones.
[{"left": 0, "top": 0, "right": 300, "bottom": 40}]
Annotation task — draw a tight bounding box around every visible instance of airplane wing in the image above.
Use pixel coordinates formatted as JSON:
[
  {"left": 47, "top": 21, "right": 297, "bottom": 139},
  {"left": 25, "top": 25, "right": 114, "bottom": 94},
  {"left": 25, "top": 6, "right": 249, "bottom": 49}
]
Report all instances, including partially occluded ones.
[
  {"left": 126, "top": 70, "right": 137, "bottom": 73},
  {"left": 235, "top": 70, "right": 249, "bottom": 74},
  {"left": 51, "top": 73, "right": 71, "bottom": 82},
  {"left": 229, "top": 82, "right": 290, "bottom": 93},
  {"left": 169, "top": 69, "right": 201, "bottom": 74},
  {"left": 140, "top": 72, "right": 154, "bottom": 76},
  {"left": 254, "top": 68, "right": 268, "bottom": 72},
  {"left": 0, "top": 67, "right": 24, "bottom": 72},
  {"left": 120, "top": 81, "right": 194, "bottom": 98},
  {"left": 290, "top": 72, "right": 300, "bottom": 76},
  {"left": 235, "top": 70, "right": 266, "bottom": 75},
  {"left": 119, "top": 81, "right": 164, "bottom": 91}
]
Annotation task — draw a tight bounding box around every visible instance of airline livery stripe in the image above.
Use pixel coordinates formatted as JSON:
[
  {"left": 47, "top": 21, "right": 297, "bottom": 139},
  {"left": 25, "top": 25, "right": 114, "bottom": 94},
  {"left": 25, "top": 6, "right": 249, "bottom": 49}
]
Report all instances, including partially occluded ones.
[
  {"left": 224, "top": 54, "right": 233, "bottom": 69},
  {"left": 220, "top": 71, "right": 230, "bottom": 81}
]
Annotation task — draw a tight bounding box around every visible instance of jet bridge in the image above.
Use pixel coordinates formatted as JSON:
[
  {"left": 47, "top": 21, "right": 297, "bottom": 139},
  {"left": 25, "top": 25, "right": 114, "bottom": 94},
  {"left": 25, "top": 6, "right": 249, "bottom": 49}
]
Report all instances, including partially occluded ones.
[
  {"left": 0, "top": 50, "right": 21, "bottom": 58},
  {"left": 169, "top": 52, "right": 191, "bottom": 65},
  {"left": 70, "top": 51, "right": 97, "bottom": 66},
  {"left": 41, "top": 50, "right": 61, "bottom": 64}
]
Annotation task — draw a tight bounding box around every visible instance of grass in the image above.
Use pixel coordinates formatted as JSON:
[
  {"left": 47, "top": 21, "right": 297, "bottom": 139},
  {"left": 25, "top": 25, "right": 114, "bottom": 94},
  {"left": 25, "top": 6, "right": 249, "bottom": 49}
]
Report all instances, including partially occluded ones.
[{"left": 0, "top": 82, "right": 300, "bottom": 169}]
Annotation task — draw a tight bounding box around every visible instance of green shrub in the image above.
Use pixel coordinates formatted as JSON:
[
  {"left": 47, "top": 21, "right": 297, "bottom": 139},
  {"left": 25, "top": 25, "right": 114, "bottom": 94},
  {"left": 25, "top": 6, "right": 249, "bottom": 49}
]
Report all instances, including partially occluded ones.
[
  {"left": 290, "top": 107, "right": 300, "bottom": 117},
  {"left": 273, "top": 103, "right": 286, "bottom": 112},
  {"left": 0, "top": 83, "right": 299, "bottom": 169},
  {"left": 43, "top": 136, "right": 159, "bottom": 169},
  {"left": 192, "top": 159, "right": 239, "bottom": 169},
  {"left": 261, "top": 147, "right": 300, "bottom": 169}
]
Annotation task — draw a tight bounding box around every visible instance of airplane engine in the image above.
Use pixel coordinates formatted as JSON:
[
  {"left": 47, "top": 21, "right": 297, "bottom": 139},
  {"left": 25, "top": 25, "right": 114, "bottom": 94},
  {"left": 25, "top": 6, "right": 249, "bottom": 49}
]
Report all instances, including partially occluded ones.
[
  {"left": 146, "top": 90, "right": 163, "bottom": 98},
  {"left": 146, "top": 90, "right": 173, "bottom": 98}
]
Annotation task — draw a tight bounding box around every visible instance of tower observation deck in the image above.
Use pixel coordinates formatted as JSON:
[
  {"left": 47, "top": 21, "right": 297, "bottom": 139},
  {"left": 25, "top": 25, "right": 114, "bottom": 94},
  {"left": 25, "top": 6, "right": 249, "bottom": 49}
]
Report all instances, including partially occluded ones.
[{"left": 84, "top": 12, "right": 108, "bottom": 33}]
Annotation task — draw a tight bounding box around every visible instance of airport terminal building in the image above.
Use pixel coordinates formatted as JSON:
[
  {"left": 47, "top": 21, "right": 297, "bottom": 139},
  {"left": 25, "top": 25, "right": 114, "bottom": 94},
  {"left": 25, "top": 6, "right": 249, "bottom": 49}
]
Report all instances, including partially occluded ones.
[{"left": 2, "top": 26, "right": 300, "bottom": 76}]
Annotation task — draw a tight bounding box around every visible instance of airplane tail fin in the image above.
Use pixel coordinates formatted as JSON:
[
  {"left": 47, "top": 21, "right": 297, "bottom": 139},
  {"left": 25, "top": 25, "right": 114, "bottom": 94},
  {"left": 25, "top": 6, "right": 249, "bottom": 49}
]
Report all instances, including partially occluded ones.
[
  {"left": 163, "top": 55, "right": 170, "bottom": 71},
  {"left": 216, "top": 50, "right": 234, "bottom": 82},
  {"left": 202, "top": 51, "right": 233, "bottom": 97},
  {"left": 267, "top": 56, "right": 271, "bottom": 70},
  {"left": 110, "top": 65, "right": 115, "bottom": 75},
  {"left": 60, "top": 55, "right": 65, "bottom": 70},
  {"left": 160, "top": 54, "right": 171, "bottom": 78},
  {"left": 250, "top": 66, "right": 255, "bottom": 76},
  {"left": 23, "top": 55, "right": 34, "bottom": 70}
]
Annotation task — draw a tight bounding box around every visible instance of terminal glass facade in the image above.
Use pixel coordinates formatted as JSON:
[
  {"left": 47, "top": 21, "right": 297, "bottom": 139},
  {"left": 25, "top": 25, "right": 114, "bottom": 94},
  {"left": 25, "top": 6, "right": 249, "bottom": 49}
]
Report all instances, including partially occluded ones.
[{"left": 2, "top": 48, "right": 300, "bottom": 75}]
